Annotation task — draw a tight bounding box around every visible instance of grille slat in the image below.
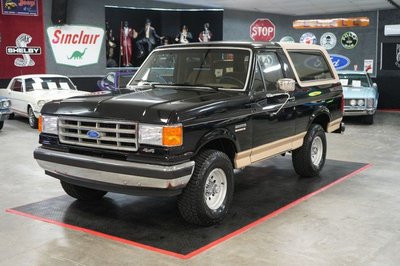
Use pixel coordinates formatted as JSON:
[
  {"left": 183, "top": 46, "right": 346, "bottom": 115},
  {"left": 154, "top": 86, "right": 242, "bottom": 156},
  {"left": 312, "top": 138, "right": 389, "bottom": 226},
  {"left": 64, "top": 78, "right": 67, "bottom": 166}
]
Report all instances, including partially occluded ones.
[{"left": 58, "top": 117, "right": 138, "bottom": 152}]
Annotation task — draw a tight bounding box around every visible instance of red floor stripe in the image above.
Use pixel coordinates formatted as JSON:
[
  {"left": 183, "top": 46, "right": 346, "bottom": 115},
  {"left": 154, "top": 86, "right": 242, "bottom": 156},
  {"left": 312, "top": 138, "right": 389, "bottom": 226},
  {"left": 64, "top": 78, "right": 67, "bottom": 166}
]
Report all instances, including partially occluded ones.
[{"left": 5, "top": 163, "right": 372, "bottom": 260}]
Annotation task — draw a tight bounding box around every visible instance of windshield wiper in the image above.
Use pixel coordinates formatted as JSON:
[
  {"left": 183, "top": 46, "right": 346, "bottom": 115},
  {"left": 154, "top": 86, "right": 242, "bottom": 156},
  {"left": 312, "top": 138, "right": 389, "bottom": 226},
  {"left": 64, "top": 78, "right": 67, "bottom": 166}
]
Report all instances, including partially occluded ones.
[{"left": 161, "top": 83, "right": 219, "bottom": 91}]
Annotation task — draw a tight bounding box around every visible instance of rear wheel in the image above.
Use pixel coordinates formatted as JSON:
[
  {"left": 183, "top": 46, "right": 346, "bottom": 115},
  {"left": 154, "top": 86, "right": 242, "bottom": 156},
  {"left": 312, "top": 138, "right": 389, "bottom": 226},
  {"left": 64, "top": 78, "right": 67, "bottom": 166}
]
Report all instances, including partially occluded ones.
[
  {"left": 178, "top": 149, "right": 234, "bottom": 226},
  {"left": 292, "top": 124, "right": 326, "bottom": 177},
  {"left": 0, "top": 121, "right": 4, "bottom": 130},
  {"left": 364, "top": 115, "right": 374, "bottom": 125},
  {"left": 61, "top": 181, "right": 107, "bottom": 201},
  {"left": 28, "top": 107, "right": 38, "bottom": 129}
]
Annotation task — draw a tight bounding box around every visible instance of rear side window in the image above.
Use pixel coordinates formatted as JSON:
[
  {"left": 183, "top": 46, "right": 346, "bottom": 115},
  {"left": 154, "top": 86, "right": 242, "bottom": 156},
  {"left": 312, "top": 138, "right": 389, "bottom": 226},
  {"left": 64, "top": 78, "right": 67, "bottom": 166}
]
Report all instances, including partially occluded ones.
[{"left": 288, "top": 51, "right": 334, "bottom": 82}]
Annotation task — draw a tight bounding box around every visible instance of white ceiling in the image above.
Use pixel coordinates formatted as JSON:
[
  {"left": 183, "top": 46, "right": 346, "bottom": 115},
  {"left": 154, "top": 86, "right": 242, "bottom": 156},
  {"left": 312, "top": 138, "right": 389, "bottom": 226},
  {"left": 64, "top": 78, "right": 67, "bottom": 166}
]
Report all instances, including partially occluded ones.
[{"left": 156, "top": 0, "right": 397, "bottom": 16}]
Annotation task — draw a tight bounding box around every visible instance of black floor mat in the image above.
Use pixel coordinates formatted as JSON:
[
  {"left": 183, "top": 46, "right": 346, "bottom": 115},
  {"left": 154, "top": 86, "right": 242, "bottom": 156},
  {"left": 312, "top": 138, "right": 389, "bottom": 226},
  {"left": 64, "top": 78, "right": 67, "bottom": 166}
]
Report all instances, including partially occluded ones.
[{"left": 9, "top": 157, "right": 369, "bottom": 258}]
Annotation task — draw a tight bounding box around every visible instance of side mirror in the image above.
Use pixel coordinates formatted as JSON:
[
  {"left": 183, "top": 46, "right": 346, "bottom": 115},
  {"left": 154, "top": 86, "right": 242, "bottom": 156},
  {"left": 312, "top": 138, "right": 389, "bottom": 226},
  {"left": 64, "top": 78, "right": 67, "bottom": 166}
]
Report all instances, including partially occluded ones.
[
  {"left": 372, "top": 83, "right": 377, "bottom": 89},
  {"left": 276, "top": 78, "right": 296, "bottom": 92}
]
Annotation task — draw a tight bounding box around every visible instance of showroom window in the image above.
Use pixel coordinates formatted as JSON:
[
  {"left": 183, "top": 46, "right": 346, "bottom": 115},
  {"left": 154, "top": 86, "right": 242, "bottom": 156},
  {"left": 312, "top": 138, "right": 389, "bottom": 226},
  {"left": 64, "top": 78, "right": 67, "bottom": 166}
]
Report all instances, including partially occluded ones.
[{"left": 288, "top": 51, "right": 334, "bottom": 82}]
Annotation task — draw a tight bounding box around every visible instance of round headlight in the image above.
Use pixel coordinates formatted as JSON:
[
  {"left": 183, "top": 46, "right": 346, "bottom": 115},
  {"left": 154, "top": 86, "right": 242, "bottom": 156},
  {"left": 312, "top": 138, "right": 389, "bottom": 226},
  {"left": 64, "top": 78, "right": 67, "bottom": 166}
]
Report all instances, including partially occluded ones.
[
  {"left": 350, "top": 99, "right": 357, "bottom": 106},
  {"left": 357, "top": 99, "right": 364, "bottom": 106},
  {"left": 3, "top": 100, "right": 10, "bottom": 108},
  {"left": 37, "top": 100, "right": 46, "bottom": 108}
]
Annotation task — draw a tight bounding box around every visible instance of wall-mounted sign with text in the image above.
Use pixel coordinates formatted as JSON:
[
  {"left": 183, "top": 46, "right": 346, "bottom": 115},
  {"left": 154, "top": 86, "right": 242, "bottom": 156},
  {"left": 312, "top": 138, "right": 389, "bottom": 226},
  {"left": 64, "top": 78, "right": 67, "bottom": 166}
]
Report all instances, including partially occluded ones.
[
  {"left": 47, "top": 25, "right": 104, "bottom": 67},
  {"left": 1, "top": 0, "right": 38, "bottom": 16}
]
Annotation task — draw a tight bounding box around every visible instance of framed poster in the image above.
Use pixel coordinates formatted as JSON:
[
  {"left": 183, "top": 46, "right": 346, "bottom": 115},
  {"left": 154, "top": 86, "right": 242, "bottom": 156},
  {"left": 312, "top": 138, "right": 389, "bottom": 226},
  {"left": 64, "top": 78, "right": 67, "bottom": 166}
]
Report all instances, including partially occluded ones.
[
  {"left": 1, "top": 0, "right": 38, "bottom": 16},
  {"left": 381, "top": 43, "right": 400, "bottom": 71}
]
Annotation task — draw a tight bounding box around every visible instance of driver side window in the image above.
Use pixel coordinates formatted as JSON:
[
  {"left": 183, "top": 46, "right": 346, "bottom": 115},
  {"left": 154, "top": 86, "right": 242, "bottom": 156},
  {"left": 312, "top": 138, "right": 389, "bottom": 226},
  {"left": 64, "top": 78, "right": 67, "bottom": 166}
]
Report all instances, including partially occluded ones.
[
  {"left": 12, "top": 79, "right": 23, "bottom": 92},
  {"left": 257, "top": 52, "right": 284, "bottom": 92}
]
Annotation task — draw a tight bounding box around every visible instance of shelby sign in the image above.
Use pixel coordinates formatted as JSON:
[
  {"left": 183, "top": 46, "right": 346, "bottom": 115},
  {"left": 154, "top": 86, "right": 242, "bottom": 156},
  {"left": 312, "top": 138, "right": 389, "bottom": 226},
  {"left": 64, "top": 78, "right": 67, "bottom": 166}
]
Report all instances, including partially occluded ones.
[
  {"left": 250, "top": 19, "right": 276, "bottom": 42},
  {"left": 47, "top": 25, "right": 104, "bottom": 67}
]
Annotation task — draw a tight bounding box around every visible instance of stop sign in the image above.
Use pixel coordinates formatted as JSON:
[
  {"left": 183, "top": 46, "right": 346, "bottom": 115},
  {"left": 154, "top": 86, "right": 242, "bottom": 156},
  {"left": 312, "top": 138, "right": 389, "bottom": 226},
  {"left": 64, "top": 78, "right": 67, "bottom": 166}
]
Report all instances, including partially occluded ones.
[{"left": 250, "top": 19, "right": 276, "bottom": 42}]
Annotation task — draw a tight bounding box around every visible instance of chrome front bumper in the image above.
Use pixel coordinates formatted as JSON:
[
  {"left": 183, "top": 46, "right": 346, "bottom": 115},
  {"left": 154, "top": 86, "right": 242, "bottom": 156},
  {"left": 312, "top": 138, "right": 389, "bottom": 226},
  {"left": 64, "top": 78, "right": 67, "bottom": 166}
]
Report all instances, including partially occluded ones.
[
  {"left": 0, "top": 109, "right": 11, "bottom": 121},
  {"left": 34, "top": 147, "right": 195, "bottom": 195},
  {"left": 344, "top": 107, "right": 376, "bottom": 116}
]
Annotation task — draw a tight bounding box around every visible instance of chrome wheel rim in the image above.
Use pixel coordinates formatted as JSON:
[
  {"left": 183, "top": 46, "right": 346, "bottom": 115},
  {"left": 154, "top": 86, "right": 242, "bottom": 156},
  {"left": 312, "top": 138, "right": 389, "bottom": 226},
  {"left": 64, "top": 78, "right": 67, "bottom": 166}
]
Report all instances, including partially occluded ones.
[
  {"left": 204, "top": 168, "right": 227, "bottom": 210},
  {"left": 311, "top": 136, "right": 323, "bottom": 166},
  {"left": 28, "top": 108, "right": 35, "bottom": 126}
]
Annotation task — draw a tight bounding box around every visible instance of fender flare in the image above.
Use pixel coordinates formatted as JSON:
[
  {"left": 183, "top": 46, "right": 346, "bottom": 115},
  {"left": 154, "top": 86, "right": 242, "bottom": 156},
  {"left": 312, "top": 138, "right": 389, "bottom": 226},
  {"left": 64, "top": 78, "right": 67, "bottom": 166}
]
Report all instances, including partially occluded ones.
[{"left": 194, "top": 128, "right": 239, "bottom": 156}]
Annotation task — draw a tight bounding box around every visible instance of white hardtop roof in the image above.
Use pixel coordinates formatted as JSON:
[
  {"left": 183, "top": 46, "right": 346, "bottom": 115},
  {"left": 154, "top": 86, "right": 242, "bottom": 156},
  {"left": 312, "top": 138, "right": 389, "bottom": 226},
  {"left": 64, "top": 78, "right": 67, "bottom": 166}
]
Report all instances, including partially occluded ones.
[{"left": 13, "top": 74, "right": 70, "bottom": 79}]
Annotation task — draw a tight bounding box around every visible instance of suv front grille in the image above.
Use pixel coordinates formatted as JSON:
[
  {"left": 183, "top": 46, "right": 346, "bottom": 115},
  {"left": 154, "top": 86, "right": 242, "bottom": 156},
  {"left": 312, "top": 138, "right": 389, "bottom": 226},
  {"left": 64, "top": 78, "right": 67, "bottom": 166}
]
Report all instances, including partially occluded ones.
[{"left": 58, "top": 117, "right": 138, "bottom": 152}]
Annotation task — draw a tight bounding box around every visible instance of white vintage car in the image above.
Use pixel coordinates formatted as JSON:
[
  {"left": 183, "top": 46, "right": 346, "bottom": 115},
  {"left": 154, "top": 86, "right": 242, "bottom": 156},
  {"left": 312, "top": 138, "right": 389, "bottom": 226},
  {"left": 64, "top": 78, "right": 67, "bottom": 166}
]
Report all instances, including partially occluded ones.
[{"left": 0, "top": 74, "right": 89, "bottom": 128}]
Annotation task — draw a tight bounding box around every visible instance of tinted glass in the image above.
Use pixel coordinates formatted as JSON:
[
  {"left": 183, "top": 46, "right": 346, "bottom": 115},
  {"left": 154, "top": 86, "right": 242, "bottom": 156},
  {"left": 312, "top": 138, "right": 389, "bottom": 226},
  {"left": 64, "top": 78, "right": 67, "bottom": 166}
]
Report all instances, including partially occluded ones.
[
  {"left": 130, "top": 48, "right": 251, "bottom": 90},
  {"left": 257, "top": 52, "right": 284, "bottom": 92},
  {"left": 288, "top": 51, "right": 334, "bottom": 82}
]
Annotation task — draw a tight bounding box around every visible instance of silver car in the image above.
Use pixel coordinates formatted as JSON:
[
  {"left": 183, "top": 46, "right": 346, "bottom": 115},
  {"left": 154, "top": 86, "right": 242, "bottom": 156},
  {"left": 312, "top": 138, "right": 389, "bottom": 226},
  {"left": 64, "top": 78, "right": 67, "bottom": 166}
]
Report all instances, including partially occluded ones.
[{"left": 338, "top": 71, "right": 379, "bottom": 124}]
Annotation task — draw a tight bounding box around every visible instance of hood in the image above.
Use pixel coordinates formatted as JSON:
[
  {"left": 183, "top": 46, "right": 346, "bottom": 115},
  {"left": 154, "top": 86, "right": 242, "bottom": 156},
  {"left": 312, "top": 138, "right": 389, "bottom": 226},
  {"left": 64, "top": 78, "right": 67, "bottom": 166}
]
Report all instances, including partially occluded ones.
[
  {"left": 29, "top": 90, "right": 89, "bottom": 102},
  {"left": 342, "top": 86, "right": 376, "bottom": 99},
  {"left": 41, "top": 87, "right": 241, "bottom": 124}
]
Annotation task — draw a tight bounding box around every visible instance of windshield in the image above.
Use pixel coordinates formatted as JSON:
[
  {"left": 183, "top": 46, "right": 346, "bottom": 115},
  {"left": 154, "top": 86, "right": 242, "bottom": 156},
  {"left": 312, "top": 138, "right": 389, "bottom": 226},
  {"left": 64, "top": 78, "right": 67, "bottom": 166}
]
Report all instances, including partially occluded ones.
[
  {"left": 338, "top": 73, "right": 370, "bottom": 87},
  {"left": 129, "top": 48, "right": 251, "bottom": 90},
  {"left": 25, "top": 77, "right": 76, "bottom": 92}
]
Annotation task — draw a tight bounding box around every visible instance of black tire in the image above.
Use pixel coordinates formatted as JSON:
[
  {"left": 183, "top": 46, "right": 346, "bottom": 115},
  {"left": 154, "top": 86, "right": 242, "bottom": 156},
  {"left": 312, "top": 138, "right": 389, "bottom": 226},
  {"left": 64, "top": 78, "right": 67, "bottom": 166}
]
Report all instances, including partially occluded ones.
[
  {"left": 61, "top": 181, "right": 107, "bottom": 201},
  {"left": 0, "top": 121, "right": 3, "bottom": 130},
  {"left": 178, "top": 149, "right": 234, "bottom": 226},
  {"left": 28, "top": 107, "right": 38, "bottom": 129},
  {"left": 364, "top": 115, "right": 374, "bottom": 125},
  {"left": 292, "top": 124, "right": 326, "bottom": 177}
]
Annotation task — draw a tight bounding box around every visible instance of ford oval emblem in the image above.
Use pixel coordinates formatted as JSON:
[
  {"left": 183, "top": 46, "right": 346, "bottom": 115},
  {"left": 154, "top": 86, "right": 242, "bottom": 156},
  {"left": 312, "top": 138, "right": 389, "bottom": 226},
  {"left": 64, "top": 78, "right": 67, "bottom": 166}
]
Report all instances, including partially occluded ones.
[
  {"left": 87, "top": 130, "right": 101, "bottom": 139},
  {"left": 330, "top": 54, "right": 350, "bottom": 70}
]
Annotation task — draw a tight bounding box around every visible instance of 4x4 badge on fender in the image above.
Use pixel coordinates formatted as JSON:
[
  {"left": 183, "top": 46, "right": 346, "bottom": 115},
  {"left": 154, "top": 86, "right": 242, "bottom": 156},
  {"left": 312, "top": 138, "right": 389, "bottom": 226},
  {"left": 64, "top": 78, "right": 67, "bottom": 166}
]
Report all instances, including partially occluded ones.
[{"left": 341, "top": 32, "right": 358, "bottom": 49}]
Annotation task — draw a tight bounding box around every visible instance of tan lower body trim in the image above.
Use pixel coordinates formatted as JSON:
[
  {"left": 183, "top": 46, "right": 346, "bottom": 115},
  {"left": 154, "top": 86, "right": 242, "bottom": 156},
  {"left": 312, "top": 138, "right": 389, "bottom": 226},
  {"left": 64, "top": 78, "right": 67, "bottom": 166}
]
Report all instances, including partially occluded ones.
[
  {"left": 234, "top": 132, "right": 306, "bottom": 169},
  {"left": 327, "top": 118, "right": 343, "bottom": 133}
]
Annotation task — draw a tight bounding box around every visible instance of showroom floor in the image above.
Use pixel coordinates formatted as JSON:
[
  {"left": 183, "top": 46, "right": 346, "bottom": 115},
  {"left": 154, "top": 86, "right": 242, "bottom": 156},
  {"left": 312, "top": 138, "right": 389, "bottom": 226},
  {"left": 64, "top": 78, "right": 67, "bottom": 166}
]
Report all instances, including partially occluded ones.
[{"left": 1, "top": 111, "right": 400, "bottom": 266}]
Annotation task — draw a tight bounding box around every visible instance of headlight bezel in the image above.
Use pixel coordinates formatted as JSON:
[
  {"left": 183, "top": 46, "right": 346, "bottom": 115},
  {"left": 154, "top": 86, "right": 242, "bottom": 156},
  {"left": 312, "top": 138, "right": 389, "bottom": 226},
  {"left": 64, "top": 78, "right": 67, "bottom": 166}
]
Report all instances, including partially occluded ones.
[
  {"left": 138, "top": 123, "right": 183, "bottom": 147},
  {"left": 37, "top": 100, "right": 47, "bottom": 108},
  {"left": 39, "top": 115, "right": 59, "bottom": 135},
  {"left": 1, "top": 100, "right": 11, "bottom": 109}
]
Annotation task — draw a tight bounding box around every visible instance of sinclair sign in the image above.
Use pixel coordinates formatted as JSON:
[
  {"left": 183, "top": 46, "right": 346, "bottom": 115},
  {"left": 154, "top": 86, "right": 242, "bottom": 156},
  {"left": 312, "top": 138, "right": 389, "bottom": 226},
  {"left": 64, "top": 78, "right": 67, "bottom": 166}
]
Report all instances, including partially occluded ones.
[{"left": 47, "top": 25, "right": 104, "bottom": 67}]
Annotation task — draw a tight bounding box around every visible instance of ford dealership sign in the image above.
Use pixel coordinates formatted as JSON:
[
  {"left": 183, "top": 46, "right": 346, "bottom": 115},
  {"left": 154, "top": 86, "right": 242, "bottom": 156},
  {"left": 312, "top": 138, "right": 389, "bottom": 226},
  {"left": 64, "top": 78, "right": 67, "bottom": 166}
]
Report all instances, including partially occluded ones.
[
  {"left": 330, "top": 54, "right": 350, "bottom": 70},
  {"left": 47, "top": 25, "right": 104, "bottom": 67}
]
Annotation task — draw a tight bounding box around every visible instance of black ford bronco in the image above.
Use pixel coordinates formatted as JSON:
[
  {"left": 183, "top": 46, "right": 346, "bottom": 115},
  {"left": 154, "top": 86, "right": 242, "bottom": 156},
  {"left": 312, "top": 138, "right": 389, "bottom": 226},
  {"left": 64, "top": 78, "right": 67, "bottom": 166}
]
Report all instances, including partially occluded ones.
[{"left": 34, "top": 42, "right": 344, "bottom": 226}]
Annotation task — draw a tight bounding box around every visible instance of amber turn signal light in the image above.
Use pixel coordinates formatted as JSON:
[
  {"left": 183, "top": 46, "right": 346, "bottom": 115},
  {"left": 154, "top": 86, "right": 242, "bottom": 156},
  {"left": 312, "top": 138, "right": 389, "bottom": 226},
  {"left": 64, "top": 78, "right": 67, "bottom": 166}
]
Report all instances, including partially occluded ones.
[
  {"left": 38, "top": 115, "right": 43, "bottom": 132},
  {"left": 162, "top": 126, "right": 183, "bottom": 147}
]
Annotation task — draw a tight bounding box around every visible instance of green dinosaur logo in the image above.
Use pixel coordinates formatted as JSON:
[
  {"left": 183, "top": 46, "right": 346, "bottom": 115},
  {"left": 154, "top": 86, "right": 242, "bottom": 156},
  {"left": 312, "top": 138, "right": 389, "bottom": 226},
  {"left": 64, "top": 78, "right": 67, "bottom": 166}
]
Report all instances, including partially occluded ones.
[{"left": 67, "top": 48, "right": 87, "bottom": 60}]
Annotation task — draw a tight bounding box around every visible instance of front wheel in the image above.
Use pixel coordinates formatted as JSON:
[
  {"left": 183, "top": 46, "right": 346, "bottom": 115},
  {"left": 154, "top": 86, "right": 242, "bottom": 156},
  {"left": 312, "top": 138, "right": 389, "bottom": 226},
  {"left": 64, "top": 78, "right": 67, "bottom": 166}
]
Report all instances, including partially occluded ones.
[
  {"left": 28, "top": 107, "right": 38, "bottom": 129},
  {"left": 0, "top": 121, "right": 4, "bottom": 130},
  {"left": 292, "top": 124, "right": 326, "bottom": 177},
  {"left": 178, "top": 150, "right": 234, "bottom": 226},
  {"left": 61, "top": 181, "right": 107, "bottom": 201}
]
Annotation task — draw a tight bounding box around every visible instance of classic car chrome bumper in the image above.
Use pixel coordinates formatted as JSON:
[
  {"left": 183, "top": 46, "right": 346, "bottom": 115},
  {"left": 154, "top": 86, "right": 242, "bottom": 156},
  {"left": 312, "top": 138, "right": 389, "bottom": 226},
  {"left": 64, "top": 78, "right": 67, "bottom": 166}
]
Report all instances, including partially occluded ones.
[
  {"left": 343, "top": 107, "right": 376, "bottom": 116},
  {"left": 34, "top": 147, "right": 195, "bottom": 196},
  {"left": 0, "top": 109, "right": 11, "bottom": 121}
]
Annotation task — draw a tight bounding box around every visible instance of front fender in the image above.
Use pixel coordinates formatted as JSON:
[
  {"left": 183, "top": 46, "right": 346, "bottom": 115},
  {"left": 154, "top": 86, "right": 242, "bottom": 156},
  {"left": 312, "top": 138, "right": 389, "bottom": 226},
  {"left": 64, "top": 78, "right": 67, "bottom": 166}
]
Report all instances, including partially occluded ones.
[{"left": 195, "top": 128, "right": 239, "bottom": 155}]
